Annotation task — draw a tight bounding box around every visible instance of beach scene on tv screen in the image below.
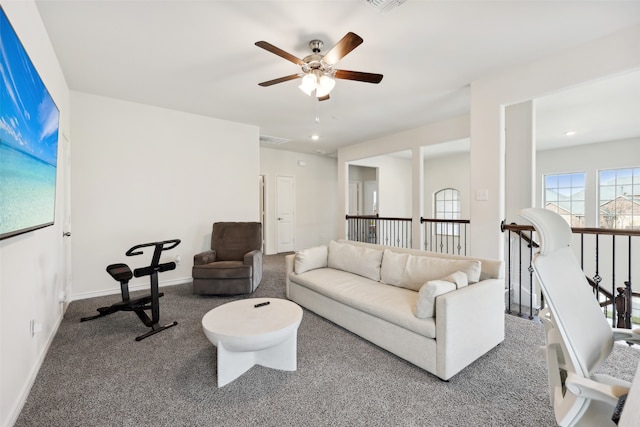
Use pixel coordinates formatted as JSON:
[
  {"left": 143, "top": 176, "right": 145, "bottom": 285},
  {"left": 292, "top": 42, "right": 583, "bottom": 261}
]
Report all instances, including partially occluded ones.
[{"left": 0, "top": 8, "right": 60, "bottom": 239}]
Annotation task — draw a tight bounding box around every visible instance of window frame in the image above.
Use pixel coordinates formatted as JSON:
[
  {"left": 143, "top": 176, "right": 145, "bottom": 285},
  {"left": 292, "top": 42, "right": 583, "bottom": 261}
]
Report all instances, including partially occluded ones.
[
  {"left": 543, "top": 171, "right": 586, "bottom": 227},
  {"left": 434, "top": 188, "right": 461, "bottom": 236}
]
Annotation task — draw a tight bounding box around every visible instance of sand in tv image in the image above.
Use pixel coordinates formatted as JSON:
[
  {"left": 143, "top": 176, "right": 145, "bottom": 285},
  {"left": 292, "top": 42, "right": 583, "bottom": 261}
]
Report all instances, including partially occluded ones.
[{"left": 0, "top": 7, "right": 60, "bottom": 240}]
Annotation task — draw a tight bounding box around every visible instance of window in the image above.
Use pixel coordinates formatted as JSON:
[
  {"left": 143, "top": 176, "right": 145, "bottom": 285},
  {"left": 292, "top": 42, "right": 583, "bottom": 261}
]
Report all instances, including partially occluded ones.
[
  {"left": 434, "top": 188, "right": 460, "bottom": 235},
  {"left": 599, "top": 167, "right": 640, "bottom": 229},
  {"left": 544, "top": 172, "right": 586, "bottom": 227}
]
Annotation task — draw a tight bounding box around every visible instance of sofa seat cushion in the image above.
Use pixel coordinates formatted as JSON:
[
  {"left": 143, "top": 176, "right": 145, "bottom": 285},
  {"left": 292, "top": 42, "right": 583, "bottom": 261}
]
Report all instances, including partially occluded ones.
[
  {"left": 192, "top": 261, "right": 251, "bottom": 279},
  {"left": 290, "top": 268, "right": 436, "bottom": 339}
]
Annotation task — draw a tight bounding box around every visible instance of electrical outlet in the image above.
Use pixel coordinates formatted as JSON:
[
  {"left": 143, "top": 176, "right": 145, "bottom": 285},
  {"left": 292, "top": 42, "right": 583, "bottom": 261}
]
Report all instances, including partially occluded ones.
[{"left": 30, "top": 319, "right": 43, "bottom": 337}]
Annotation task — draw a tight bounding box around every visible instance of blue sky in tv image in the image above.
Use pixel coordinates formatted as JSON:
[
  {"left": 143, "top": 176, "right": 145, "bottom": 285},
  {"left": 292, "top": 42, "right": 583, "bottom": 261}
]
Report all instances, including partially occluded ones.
[
  {"left": 0, "top": 7, "right": 59, "bottom": 168},
  {"left": 0, "top": 7, "right": 59, "bottom": 238}
]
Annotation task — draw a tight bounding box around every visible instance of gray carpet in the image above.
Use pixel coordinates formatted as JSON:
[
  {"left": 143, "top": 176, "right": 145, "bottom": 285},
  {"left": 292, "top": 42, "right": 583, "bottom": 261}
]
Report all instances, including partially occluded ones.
[{"left": 15, "top": 254, "right": 640, "bottom": 427}]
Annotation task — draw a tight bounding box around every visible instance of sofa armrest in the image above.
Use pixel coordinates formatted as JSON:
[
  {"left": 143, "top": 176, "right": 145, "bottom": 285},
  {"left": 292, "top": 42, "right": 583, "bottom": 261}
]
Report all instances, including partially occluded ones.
[
  {"left": 285, "top": 253, "right": 296, "bottom": 298},
  {"left": 194, "top": 250, "right": 216, "bottom": 266},
  {"left": 435, "top": 278, "right": 505, "bottom": 380}
]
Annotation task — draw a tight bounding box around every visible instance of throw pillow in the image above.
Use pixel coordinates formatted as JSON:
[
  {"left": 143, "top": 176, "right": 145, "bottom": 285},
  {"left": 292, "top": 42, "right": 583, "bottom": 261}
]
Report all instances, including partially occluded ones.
[
  {"left": 327, "top": 240, "right": 383, "bottom": 281},
  {"left": 414, "top": 279, "right": 457, "bottom": 319},
  {"left": 380, "top": 249, "right": 409, "bottom": 286},
  {"left": 442, "top": 271, "right": 468, "bottom": 289},
  {"left": 294, "top": 245, "right": 328, "bottom": 274},
  {"left": 399, "top": 255, "right": 481, "bottom": 291}
]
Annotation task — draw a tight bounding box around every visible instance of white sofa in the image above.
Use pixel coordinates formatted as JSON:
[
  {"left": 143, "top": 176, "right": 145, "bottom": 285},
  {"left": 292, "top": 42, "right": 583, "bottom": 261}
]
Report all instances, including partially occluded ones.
[{"left": 285, "top": 239, "right": 505, "bottom": 380}]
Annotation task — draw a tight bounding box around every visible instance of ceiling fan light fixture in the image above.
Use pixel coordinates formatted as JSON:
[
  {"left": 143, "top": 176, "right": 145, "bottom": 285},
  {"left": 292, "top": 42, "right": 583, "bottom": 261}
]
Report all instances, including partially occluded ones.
[
  {"left": 299, "top": 74, "right": 317, "bottom": 96},
  {"left": 315, "top": 75, "right": 335, "bottom": 98}
]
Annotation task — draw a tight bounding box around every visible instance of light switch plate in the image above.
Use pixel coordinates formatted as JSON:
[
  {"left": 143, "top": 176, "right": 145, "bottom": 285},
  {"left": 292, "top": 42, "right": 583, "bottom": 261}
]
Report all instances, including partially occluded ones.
[{"left": 476, "top": 189, "right": 489, "bottom": 201}]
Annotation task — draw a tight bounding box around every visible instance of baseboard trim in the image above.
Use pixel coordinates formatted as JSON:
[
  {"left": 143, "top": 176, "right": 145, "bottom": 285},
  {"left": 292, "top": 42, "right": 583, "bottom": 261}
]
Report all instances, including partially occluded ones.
[{"left": 70, "top": 277, "right": 192, "bottom": 301}]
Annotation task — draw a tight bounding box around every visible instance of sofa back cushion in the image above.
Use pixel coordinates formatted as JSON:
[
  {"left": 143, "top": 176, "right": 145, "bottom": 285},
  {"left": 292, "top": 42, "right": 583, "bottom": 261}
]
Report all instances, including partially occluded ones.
[
  {"left": 380, "top": 249, "right": 409, "bottom": 286},
  {"left": 398, "top": 254, "right": 481, "bottom": 291},
  {"left": 328, "top": 240, "right": 383, "bottom": 281},
  {"left": 294, "top": 245, "right": 328, "bottom": 274}
]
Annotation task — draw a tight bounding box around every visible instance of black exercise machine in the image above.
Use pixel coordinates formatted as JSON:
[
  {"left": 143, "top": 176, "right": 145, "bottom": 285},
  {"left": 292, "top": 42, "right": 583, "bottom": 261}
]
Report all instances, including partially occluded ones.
[{"left": 81, "top": 239, "right": 180, "bottom": 341}]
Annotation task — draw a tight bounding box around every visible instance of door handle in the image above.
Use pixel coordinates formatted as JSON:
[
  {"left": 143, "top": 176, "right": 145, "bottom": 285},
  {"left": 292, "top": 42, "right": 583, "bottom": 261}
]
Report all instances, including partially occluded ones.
[
  {"left": 277, "top": 218, "right": 283, "bottom": 220},
  {"left": 63, "top": 232, "right": 71, "bottom": 237}
]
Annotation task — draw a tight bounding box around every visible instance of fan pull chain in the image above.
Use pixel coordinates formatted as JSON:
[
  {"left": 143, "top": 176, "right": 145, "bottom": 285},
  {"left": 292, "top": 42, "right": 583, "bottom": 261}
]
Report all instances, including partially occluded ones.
[{"left": 315, "top": 97, "right": 320, "bottom": 124}]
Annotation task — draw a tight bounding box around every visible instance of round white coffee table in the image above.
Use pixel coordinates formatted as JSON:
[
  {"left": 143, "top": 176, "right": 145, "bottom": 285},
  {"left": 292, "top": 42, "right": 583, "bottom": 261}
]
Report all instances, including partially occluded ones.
[{"left": 202, "top": 297, "right": 303, "bottom": 387}]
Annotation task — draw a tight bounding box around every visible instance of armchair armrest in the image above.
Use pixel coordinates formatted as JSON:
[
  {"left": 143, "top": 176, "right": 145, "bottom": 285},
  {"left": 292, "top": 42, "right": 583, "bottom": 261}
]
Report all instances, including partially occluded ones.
[
  {"left": 244, "top": 249, "right": 263, "bottom": 292},
  {"left": 194, "top": 250, "right": 216, "bottom": 266},
  {"left": 243, "top": 249, "right": 262, "bottom": 266},
  {"left": 565, "top": 372, "right": 630, "bottom": 407}
]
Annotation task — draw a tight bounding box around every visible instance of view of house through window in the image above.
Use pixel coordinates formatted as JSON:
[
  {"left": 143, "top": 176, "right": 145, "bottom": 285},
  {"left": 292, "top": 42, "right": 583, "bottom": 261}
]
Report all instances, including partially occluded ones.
[
  {"left": 544, "top": 172, "right": 586, "bottom": 227},
  {"left": 434, "top": 188, "right": 460, "bottom": 235},
  {"left": 599, "top": 167, "right": 640, "bottom": 229}
]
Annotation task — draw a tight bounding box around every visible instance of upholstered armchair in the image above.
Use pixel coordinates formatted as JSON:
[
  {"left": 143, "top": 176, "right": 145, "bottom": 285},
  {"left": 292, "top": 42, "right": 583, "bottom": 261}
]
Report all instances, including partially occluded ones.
[{"left": 192, "top": 222, "right": 263, "bottom": 295}]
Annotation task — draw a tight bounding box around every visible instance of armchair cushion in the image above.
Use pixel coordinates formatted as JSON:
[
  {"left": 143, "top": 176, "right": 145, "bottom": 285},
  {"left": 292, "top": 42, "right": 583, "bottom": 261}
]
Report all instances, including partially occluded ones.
[{"left": 192, "top": 261, "right": 251, "bottom": 279}]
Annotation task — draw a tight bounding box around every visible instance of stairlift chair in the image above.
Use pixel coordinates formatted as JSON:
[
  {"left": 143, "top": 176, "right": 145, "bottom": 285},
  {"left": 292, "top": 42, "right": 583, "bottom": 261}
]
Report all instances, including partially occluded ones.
[{"left": 519, "top": 208, "right": 640, "bottom": 426}]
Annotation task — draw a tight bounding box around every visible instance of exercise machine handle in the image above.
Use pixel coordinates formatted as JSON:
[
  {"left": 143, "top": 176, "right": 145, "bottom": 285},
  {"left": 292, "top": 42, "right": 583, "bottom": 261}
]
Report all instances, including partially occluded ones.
[{"left": 125, "top": 239, "right": 181, "bottom": 257}]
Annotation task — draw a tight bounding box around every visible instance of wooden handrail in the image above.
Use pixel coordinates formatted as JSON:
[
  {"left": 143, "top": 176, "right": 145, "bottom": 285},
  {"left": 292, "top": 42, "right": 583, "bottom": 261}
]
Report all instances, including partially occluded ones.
[
  {"left": 345, "top": 214, "right": 411, "bottom": 222},
  {"left": 501, "top": 221, "right": 640, "bottom": 237},
  {"left": 502, "top": 219, "right": 639, "bottom": 328},
  {"left": 420, "top": 217, "right": 470, "bottom": 224}
]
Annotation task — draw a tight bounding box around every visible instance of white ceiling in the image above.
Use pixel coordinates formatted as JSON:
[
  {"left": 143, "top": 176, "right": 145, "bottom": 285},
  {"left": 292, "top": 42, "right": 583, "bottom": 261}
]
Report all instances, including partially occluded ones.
[{"left": 34, "top": 0, "right": 640, "bottom": 157}]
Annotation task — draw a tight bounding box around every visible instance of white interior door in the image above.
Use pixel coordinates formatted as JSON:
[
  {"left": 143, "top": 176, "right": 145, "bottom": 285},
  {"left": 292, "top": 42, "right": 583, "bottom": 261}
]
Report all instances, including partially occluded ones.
[{"left": 276, "top": 175, "right": 295, "bottom": 253}]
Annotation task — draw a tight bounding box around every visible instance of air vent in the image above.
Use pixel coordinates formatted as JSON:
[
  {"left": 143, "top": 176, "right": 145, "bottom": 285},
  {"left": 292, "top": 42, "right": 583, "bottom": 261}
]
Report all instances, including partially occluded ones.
[
  {"left": 361, "top": 0, "right": 407, "bottom": 14},
  {"left": 259, "top": 135, "right": 290, "bottom": 145}
]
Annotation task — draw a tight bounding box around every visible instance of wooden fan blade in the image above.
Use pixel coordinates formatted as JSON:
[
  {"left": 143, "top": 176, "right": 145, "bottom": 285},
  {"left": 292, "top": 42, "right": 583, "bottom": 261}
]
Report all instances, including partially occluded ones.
[
  {"left": 258, "top": 74, "right": 303, "bottom": 87},
  {"left": 335, "top": 69, "right": 383, "bottom": 84},
  {"left": 255, "top": 41, "right": 305, "bottom": 65},
  {"left": 322, "top": 32, "right": 363, "bottom": 65},
  {"left": 318, "top": 94, "right": 330, "bottom": 101}
]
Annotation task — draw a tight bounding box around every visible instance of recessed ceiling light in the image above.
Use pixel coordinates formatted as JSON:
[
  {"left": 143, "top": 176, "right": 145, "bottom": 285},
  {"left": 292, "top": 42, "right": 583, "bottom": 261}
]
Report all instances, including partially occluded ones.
[
  {"left": 565, "top": 130, "right": 577, "bottom": 136},
  {"left": 311, "top": 134, "right": 320, "bottom": 141}
]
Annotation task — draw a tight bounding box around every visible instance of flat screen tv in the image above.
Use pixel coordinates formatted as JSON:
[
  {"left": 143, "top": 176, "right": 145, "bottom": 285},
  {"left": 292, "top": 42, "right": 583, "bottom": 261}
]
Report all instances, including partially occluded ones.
[{"left": 0, "top": 6, "right": 60, "bottom": 241}]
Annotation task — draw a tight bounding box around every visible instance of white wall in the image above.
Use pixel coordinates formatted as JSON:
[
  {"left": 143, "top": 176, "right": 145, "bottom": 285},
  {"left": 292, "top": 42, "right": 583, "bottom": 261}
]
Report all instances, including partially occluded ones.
[
  {"left": 337, "top": 25, "right": 640, "bottom": 260},
  {"left": 423, "top": 152, "right": 471, "bottom": 219},
  {"left": 338, "top": 115, "right": 470, "bottom": 243},
  {"left": 70, "top": 92, "right": 259, "bottom": 298},
  {"left": 350, "top": 155, "right": 412, "bottom": 218},
  {"left": 470, "top": 24, "right": 640, "bottom": 260},
  {"left": 260, "top": 148, "right": 339, "bottom": 253},
  {"left": 0, "top": 2, "right": 70, "bottom": 426}
]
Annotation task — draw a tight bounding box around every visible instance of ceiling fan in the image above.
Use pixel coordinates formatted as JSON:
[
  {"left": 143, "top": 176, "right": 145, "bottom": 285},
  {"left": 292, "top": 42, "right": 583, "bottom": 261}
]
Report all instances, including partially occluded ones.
[{"left": 255, "top": 32, "right": 383, "bottom": 101}]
